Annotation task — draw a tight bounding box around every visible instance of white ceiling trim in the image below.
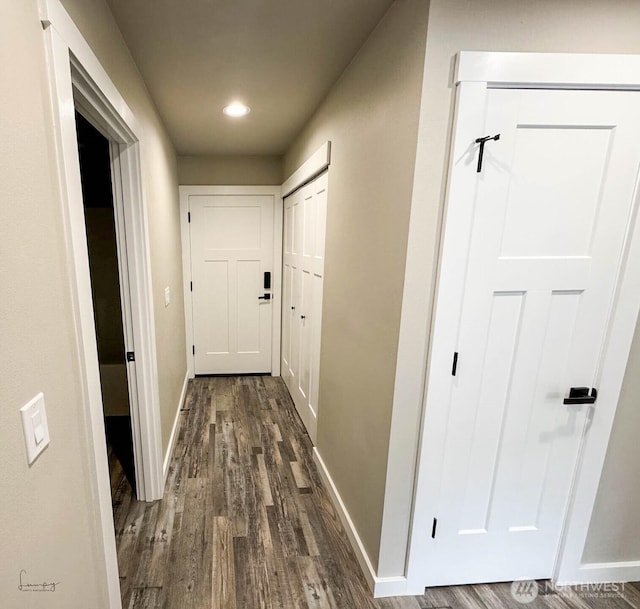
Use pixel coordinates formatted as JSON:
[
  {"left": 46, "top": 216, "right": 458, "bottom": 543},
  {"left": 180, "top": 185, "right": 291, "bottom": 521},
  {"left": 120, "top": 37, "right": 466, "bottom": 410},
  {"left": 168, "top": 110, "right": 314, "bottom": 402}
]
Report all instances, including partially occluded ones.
[{"left": 281, "top": 141, "right": 331, "bottom": 198}]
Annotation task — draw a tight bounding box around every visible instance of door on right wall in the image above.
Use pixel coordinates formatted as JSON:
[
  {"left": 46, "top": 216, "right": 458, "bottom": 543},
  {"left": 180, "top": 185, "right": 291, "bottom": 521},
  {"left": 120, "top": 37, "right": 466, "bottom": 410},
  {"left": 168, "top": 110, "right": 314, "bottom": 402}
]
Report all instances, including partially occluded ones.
[
  {"left": 281, "top": 172, "right": 328, "bottom": 444},
  {"left": 429, "top": 89, "right": 640, "bottom": 585}
]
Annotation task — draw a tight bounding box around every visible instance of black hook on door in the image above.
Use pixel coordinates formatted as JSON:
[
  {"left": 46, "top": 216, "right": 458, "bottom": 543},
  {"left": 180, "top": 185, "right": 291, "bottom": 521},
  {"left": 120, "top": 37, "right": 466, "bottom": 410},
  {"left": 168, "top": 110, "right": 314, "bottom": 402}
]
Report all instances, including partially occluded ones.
[{"left": 475, "top": 134, "right": 501, "bottom": 173}]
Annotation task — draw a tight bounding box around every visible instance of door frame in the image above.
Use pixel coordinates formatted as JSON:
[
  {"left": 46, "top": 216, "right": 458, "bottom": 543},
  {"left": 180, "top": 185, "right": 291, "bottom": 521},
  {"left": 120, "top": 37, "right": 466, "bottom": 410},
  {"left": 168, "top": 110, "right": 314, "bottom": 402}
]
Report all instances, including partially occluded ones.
[
  {"left": 403, "top": 52, "right": 640, "bottom": 593},
  {"left": 40, "top": 0, "right": 165, "bottom": 606},
  {"left": 179, "top": 185, "right": 283, "bottom": 378}
]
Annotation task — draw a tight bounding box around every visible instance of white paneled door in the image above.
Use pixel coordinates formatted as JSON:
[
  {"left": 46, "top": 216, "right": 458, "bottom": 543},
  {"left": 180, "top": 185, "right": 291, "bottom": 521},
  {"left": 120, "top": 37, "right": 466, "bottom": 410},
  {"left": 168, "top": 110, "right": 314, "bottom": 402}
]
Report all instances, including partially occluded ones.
[
  {"left": 282, "top": 172, "right": 328, "bottom": 443},
  {"left": 428, "top": 89, "right": 640, "bottom": 584},
  {"left": 190, "top": 194, "right": 274, "bottom": 374}
]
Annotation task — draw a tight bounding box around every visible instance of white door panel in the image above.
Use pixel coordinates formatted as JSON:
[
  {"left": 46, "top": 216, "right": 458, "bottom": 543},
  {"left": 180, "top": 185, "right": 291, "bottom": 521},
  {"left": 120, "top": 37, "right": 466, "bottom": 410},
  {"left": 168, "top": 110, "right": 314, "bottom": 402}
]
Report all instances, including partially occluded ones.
[
  {"left": 190, "top": 194, "right": 274, "bottom": 374},
  {"left": 281, "top": 172, "right": 328, "bottom": 443},
  {"left": 428, "top": 89, "right": 640, "bottom": 584},
  {"left": 309, "top": 271, "right": 324, "bottom": 422},
  {"left": 299, "top": 269, "right": 313, "bottom": 400},
  {"left": 282, "top": 264, "right": 293, "bottom": 374},
  {"left": 290, "top": 265, "right": 301, "bottom": 380}
]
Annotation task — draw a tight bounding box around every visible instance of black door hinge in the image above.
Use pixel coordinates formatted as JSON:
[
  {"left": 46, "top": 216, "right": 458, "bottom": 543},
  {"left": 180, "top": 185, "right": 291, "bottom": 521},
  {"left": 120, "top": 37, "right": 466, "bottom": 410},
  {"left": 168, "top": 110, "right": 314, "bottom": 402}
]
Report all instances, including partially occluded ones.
[
  {"left": 190, "top": 281, "right": 193, "bottom": 292},
  {"left": 451, "top": 352, "right": 458, "bottom": 376},
  {"left": 188, "top": 211, "right": 191, "bottom": 223},
  {"left": 431, "top": 517, "right": 438, "bottom": 539},
  {"left": 192, "top": 345, "right": 195, "bottom": 355},
  {"left": 126, "top": 351, "right": 135, "bottom": 362}
]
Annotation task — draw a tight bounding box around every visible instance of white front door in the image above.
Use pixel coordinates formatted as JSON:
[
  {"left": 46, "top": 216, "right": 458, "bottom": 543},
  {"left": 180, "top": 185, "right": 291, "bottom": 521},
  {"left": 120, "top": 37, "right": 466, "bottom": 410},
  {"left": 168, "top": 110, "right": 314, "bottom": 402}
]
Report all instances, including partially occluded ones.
[
  {"left": 189, "top": 194, "right": 274, "bottom": 374},
  {"left": 427, "top": 89, "right": 640, "bottom": 584}
]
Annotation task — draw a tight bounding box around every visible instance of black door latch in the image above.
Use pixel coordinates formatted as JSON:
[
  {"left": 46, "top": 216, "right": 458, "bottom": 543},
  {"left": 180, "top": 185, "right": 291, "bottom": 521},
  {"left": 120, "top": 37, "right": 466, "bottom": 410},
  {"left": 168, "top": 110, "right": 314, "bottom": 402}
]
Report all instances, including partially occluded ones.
[{"left": 563, "top": 387, "right": 598, "bottom": 405}]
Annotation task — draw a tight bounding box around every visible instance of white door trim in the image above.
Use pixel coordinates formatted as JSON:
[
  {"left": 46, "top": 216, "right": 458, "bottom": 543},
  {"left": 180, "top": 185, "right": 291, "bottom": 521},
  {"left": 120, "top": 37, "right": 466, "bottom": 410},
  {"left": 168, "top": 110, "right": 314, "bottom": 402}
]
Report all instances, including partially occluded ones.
[
  {"left": 397, "top": 52, "right": 640, "bottom": 594},
  {"left": 455, "top": 51, "right": 640, "bottom": 89},
  {"left": 39, "top": 0, "right": 165, "bottom": 606},
  {"left": 179, "top": 185, "right": 283, "bottom": 378},
  {"left": 281, "top": 141, "right": 331, "bottom": 198}
]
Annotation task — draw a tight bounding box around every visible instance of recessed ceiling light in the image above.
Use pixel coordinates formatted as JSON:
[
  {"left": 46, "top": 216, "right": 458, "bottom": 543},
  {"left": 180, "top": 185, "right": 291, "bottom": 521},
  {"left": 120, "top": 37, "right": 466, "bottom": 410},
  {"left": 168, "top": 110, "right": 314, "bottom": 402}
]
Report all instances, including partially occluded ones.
[{"left": 223, "top": 102, "right": 251, "bottom": 117}]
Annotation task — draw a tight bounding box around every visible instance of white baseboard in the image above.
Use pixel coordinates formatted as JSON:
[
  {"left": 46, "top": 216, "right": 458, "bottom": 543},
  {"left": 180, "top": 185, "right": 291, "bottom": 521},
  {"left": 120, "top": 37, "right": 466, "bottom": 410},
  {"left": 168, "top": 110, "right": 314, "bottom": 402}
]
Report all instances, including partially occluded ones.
[
  {"left": 313, "top": 445, "right": 640, "bottom": 596},
  {"left": 556, "top": 560, "right": 640, "bottom": 586},
  {"left": 163, "top": 371, "right": 189, "bottom": 484},
  {"left": 312, "top": 448, "right": 377, "bottom": 591},
  {"left": 312, "top": 448, "right": 409, "bottom": 598}
]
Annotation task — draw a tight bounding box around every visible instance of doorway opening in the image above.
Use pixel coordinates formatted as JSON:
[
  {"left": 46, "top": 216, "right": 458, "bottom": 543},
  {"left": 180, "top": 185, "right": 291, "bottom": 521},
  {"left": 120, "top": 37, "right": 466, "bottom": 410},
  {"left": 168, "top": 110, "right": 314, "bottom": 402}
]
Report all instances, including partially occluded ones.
[
  {"left": 76, "top": 112, "right": 136, "bottom": 498},
  {"left": 42, "top": 4, "right": 166, "bottom": 603}
]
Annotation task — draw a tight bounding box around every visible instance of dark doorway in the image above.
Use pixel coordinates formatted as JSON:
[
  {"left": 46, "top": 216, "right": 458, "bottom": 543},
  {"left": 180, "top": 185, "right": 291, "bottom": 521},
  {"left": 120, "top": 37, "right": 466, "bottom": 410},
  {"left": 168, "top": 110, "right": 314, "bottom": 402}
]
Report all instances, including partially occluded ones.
[{"left": 75, "top": 111, "right": 136, "bottom": 497}]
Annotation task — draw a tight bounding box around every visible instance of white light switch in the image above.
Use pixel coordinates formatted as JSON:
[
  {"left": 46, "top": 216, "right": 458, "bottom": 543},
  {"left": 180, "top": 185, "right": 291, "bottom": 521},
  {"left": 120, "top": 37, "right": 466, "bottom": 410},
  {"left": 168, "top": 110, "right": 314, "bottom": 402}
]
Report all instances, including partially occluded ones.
[
  {"left": 32, "top": 410, "right": 44, "bottom": 445},
  {"left": 164, "top": 286, "right": 171, "bottom": 307},
  {"left": 20, "top": 393, "right": 50, "bottom": 465}
]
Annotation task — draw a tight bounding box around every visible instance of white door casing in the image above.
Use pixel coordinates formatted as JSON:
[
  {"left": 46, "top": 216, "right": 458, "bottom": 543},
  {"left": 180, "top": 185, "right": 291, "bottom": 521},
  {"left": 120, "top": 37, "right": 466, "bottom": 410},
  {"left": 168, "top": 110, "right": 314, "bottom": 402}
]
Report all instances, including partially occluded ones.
[
  {"left": 282, "top": 171, "right": 328, "bottom": 443},
  {"left": 402, "top": 53, "right": 640, "bottom": 596},
  {"left": 40, "top": 0, "right": 168, "bottom": 606},
  {"left": 189, "top": 194, "right": 275, "bottom": 374}
]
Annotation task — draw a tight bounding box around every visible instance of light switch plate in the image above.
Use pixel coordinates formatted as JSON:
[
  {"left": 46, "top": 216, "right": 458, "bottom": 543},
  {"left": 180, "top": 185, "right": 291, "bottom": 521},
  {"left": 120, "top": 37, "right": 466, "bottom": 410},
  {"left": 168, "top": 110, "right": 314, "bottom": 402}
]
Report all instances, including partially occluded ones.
[
  {"left": 164, "top": 286, "right": 171, "bottom": 307},
  {"left": 20, "top": 393, "right": 50, "bottom": 465}
]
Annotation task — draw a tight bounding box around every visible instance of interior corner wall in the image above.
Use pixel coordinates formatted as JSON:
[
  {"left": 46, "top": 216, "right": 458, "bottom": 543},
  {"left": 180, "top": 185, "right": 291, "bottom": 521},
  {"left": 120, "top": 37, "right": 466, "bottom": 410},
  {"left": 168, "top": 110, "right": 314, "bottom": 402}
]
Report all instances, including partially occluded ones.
[
  {"left": 396, "top": 0, "right": 640, "bottom": 576},
  {"left": 178, "top": 154, "right": 283, "bottom": 186},
  {"left": 283, "top": 0, "right": 429, "bottom": 571},
  {"left": 0, "top": 0, "right": 107, "bottom": 606},
  {"left": 59, "top": 0, "right": 186, "bottom": 457}
]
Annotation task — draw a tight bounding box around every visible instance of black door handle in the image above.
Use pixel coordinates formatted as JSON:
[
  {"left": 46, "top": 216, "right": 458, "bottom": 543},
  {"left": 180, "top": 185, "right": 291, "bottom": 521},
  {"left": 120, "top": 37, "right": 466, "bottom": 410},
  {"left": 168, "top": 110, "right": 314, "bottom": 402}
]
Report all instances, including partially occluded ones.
[
  {"left": 258, "top": 293, "right": 271, "bottom": 301},
  {"left": 563, "top": 387, "right": 597, "bottom": 405}
]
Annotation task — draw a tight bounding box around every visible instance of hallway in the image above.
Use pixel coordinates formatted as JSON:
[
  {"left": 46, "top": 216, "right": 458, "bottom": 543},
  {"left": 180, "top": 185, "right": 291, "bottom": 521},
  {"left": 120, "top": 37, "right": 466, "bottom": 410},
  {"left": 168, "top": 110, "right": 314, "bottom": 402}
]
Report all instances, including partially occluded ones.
[
  {"left": 111, "top": 377, "right": 640, "bottom": 609},
  {"left": 113, "top": 375, "right": 404, "bottom": 608}
]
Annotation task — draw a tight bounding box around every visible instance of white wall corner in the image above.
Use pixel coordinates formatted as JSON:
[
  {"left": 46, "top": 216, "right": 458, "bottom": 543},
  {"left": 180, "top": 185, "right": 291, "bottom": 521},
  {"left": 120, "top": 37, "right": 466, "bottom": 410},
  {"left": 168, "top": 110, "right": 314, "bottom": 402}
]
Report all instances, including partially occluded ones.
[{"left": 163, "top": 371, "right": 189, "bottom": 484}]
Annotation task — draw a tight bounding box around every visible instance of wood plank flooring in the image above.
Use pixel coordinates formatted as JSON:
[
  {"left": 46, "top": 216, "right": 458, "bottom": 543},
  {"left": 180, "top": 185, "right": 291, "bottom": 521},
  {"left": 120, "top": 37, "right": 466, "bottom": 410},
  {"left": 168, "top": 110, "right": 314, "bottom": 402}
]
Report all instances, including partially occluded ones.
[{"left": 111, "top": 376, "right": 640, "bottom": 609}]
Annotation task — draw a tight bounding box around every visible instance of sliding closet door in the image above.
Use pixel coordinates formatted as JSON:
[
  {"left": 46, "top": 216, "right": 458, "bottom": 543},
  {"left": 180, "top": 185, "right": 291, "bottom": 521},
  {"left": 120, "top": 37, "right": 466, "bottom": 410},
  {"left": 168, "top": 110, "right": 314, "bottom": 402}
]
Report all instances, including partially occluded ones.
[{"left": 281, "top": 172, "right": 328, "bottom": 443}]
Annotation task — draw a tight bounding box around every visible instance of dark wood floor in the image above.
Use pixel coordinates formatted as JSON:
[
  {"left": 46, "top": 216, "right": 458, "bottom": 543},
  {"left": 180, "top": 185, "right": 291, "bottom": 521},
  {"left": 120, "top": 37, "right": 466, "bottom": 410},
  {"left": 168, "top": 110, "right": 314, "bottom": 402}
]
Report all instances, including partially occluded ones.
[{"left": 111, "top": 376, "right": 640, "bottom": 609}]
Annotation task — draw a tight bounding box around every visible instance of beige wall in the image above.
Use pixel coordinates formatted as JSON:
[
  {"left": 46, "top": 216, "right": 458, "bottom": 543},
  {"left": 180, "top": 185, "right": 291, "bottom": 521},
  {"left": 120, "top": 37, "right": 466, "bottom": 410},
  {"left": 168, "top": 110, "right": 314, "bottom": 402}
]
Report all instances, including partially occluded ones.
[
  {"left": 283, "top": 0, "right": 429, "bottom": 570},
  {"left": 389, "top": 0, "right": 640, "bottom": 575},
  {"left": 60, "top": 0, "right": 186, "bottom": 455},
  {"left": 0, "top": 1, "right": 107, "bottom": 606},
  {"left": 178, "top": 154, "right": 282, "bottom": 185}
]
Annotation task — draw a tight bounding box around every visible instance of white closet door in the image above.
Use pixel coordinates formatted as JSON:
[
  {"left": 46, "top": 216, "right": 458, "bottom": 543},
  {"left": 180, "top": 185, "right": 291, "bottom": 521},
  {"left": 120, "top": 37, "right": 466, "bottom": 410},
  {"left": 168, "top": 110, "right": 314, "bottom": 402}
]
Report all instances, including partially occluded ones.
[
  {"left": 281, "top": 172, "right": 328, "bottom": 443},
  {"left": 420, "top": 88, "right": 640, "bottom": 585}
]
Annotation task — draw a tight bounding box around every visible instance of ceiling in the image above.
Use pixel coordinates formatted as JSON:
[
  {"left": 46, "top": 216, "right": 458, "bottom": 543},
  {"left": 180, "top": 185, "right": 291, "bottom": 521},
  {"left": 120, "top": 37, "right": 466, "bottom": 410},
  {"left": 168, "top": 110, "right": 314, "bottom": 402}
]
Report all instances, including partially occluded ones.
[{"left": 105, "top": 0, "right": 395, "bottom": 156}]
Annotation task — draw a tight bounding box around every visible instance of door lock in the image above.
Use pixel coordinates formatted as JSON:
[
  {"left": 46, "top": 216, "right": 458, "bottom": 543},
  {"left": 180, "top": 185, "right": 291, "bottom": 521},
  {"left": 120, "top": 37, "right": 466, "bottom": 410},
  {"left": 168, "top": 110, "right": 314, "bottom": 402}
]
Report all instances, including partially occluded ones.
[
  {"left": 563, "top": 387, "right": 598, "bottom": 405},
  {"left": 258, "top": 293, "right": 271, "bottom": 301}
]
